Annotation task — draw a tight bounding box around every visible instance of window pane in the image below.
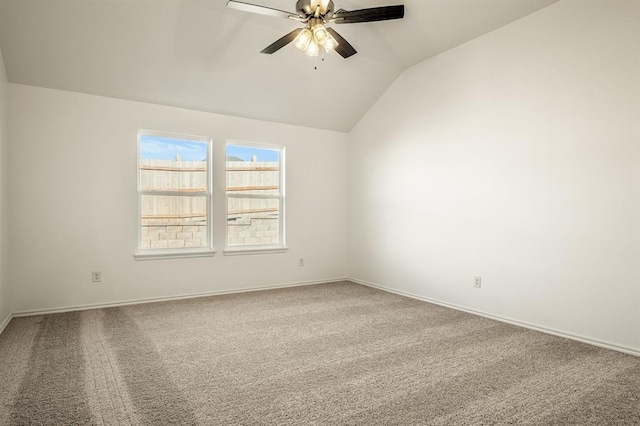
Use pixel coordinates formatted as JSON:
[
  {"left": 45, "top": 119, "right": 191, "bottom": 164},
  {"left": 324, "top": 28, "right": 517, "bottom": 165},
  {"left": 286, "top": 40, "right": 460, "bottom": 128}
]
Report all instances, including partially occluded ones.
[
  {"left": 140, "top": 135, "right": 208, "bottom": 192},
  {"left": 227, "top": 198, "right": 279, "bottom": 246},
  {"left": 141, "top": 195, "right": 207, "bottom": 249},
  {"left": 226, "top": 165, "right": 279, "bottom": 195},
  {"left": 226, "top": 146, "right": 279, "bottom": 196}
]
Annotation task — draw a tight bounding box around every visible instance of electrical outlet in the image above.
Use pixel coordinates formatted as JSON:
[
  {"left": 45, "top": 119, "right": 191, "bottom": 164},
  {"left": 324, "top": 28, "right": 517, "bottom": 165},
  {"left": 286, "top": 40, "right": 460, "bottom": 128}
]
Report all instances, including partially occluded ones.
[
  {"left": 92, "top": 271, "right": 102, "bottom": 283},
  {"left": 299, "top": 258, "right": 304, "bottom": 267},
  {"left": 474, "top": 276, "right": 482, "bottom": 288}
]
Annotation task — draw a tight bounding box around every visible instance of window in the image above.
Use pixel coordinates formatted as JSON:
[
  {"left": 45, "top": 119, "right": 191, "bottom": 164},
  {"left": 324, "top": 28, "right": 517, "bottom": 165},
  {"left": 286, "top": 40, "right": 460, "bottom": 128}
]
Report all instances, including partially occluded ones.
[
  {"left": 225, "top": 141, "right": 285, "bottom": 254},
  {"left": 135, "top": 130, "right": 213, "bottom": 260}
]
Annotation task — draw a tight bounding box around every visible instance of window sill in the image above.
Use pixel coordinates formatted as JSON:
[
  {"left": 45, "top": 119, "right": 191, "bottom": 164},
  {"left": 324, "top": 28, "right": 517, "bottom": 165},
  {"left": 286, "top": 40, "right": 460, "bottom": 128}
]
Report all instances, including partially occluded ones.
[
  {"left": 223, "top": 246, "right": 288, "bottom": 256},
  {"left": 134, "top": 248, "right": 215, "bottom": 261}
]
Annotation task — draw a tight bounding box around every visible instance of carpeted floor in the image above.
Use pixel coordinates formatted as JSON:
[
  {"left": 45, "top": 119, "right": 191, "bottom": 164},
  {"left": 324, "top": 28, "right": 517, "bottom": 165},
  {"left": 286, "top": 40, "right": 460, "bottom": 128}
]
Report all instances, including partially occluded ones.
[{"left": 0, "top": 281, "right": 638, "bottom": 425}]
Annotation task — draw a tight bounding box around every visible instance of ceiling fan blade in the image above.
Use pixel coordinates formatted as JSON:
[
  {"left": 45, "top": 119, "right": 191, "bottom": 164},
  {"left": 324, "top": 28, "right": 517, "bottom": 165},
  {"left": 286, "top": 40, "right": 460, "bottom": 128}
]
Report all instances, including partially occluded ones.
[
  {"left": 331, "top": 5, "right": 404, "bottom": 24},
  {"left": 326, "top": 28, "right": 357, "bottom": 58},
  {"left": 226, "top": 0, "right": 297, "bottom": 20},
  {"left": 261, "top": 28, "right": 303, "bottom": 54}
]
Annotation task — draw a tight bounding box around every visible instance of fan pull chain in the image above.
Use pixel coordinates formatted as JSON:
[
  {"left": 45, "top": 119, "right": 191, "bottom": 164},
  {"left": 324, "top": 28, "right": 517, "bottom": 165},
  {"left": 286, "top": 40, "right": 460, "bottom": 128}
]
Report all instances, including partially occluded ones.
[{"left": 314, "top": 48, "right": 326, "bottom": 70}]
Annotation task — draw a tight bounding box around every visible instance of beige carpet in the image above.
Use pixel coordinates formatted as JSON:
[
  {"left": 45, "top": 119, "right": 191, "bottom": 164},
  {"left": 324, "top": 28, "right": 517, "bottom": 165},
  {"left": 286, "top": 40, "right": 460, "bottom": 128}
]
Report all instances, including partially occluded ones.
[{"left": 0, "top": 281, "right": 638, "bottom": 425}]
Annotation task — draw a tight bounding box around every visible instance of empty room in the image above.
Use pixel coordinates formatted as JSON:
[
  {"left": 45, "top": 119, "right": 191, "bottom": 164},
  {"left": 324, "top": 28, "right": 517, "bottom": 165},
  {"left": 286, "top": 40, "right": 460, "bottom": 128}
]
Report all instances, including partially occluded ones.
[{"left": 0, "top": 0, "right": 638, "bottom": 424}]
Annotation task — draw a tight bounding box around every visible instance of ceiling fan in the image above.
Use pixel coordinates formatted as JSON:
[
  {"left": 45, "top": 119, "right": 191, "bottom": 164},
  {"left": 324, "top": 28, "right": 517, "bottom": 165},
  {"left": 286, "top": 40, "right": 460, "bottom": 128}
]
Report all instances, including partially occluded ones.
[{"left": 227, "top": 0, "right": 405, "bottom": 59}]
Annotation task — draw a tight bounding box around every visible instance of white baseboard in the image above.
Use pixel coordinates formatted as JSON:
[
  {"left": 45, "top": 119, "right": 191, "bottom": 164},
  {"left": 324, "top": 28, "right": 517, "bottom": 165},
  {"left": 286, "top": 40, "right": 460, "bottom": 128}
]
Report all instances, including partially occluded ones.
[
  {"left": 12, "top": 277, "right": 348, "bottom": 318},
  {"left": 7, "top": 276, "right": 638, "bottom": 358},
  {"left": 0, "top": 313, "right": 12, "bottom": 336},
  {"left": 351, "top": 278, "right": 640, "bottom": 358}
]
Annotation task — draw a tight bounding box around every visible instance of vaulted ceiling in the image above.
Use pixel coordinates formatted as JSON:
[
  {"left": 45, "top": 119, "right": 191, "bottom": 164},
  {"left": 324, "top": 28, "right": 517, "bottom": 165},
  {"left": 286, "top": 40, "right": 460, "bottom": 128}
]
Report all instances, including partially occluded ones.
[{"left": 0, "top": 0, "right": 559, "bottom": 131}]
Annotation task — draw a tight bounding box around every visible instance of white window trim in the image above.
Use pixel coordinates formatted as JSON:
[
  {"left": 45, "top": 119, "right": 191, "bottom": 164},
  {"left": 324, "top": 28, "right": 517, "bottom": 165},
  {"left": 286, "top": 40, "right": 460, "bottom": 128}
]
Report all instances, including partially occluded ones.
[
  {"left": 134, "top": 248, "right": 215, "bottom": 261},
  {"left": 134, "top": 130, "right": 214, "bottom": 260},
  {"left": 223, "top": 246, "right": 288, "bottom": 256},
  {"left": 224, "top": 140, "right": 286, "bottom": 255}
]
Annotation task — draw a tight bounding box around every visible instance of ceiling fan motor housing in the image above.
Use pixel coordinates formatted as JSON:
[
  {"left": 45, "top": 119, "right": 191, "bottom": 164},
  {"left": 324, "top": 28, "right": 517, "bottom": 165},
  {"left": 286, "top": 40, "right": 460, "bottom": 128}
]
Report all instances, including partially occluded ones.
[{"left": 296, "top": 0, "right": 334, "bottom": 18}]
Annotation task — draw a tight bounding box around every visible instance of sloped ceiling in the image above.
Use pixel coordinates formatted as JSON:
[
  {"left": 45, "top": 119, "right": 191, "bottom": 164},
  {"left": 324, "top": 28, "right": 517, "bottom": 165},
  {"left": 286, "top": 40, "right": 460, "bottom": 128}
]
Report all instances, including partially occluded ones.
[{"left": 0, "top": 0, "right": 559, "bottom": 132}]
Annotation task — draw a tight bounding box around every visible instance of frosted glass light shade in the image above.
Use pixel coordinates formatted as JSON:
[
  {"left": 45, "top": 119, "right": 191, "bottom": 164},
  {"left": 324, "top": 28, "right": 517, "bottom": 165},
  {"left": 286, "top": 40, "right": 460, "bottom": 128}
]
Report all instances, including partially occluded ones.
[
  {"left": 312, "top": 24, "right": 328, "bottom": 46},
  {"left": 324, "top": 33, "right": 338, "bottom": 51},
  {"left": 305, "top": 40, "right": 320, "bottom": 56},
  {"left": 294, "top": 29, "right": 313, "bottom": 51}
]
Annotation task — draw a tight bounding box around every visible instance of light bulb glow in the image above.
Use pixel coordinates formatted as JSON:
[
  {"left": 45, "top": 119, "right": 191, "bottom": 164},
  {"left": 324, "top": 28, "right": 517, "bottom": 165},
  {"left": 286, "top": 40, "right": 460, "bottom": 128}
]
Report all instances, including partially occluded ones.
[
  {"left": 305, "top": 40, "right": 320, "bottom": 57},
  {"left": 312, "top": 24, "right": 328, "bottom": 46},
  {"left": 294, "top": 29, "right": 312, "bottom": 51}
]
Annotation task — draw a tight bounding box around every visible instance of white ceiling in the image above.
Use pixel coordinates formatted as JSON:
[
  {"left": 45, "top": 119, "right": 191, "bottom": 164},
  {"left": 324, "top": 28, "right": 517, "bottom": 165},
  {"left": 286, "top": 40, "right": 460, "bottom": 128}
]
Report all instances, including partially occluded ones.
[{"left": 0, "top": 0, "right": 559, "bottom": 132}]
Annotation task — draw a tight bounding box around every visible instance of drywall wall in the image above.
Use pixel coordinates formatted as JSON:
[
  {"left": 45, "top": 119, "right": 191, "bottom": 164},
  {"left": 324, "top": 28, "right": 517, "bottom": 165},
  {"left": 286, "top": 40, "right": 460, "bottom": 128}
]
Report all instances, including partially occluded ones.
[
  {"left": 8, "top": 84, "right": 348, "bottom": 312},
  {"left": 349, "top": 0, "right": 640, "bottom": 352},
  {"left": 0, "top": 49, "right": 10, "bottom": 328}
]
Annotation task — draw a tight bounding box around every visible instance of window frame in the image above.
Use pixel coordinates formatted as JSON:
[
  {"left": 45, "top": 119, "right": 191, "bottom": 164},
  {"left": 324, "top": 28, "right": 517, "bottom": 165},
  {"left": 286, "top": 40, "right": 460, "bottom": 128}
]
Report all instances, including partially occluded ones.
[
  {"left": 223, "top": 140, "right": 287, "bottom": 256},
  {"left": 134, "top": 129, "right": 214, "bottom": 260}
]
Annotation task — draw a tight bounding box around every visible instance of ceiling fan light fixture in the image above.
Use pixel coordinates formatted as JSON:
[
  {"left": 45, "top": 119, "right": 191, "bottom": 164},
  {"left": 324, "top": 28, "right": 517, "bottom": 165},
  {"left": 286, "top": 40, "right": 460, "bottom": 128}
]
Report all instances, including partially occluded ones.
[
  {"left": 293, "top": 28, "right": 313, "bottom": 51},
  {"left": 323, "top": 33, "right": 338, "bottom": 51},
  {"left": 305, "top": 39, "right": 320, "bottom": 56},
  {"left": 312, "top": 23, "right": 328, "bottom": 45}
]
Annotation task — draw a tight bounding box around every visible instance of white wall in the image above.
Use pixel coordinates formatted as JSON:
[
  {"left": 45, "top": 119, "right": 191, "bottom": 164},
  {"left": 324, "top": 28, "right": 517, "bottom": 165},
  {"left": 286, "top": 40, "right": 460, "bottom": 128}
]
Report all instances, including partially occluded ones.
[
  {"left": 349, "top": 0, "right": 640, "bottom": 352},
  {"left": 8, "top": 84, "right": 348, "bottom": 312},
  {"left": 0, "top": 49, "right": 10, "bottom": 327}
]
